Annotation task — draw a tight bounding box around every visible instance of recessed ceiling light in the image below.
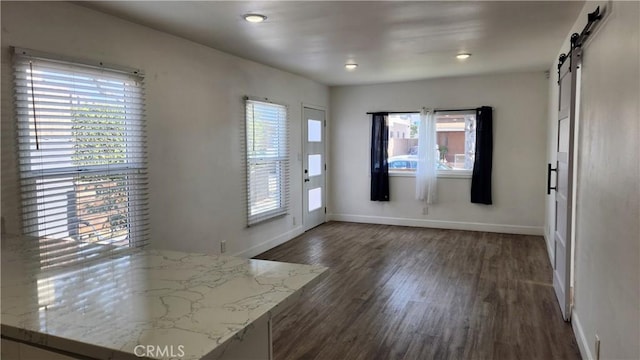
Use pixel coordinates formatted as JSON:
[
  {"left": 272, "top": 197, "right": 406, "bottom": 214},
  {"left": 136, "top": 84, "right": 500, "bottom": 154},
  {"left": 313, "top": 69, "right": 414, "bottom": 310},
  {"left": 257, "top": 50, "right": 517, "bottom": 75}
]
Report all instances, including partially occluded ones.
[
  {"left": 345, "top": 63, "right": 358, "bottom": 70},
  {"left": 244, "top": 14, "right": 267, "bottom": 23},
  {"left": 456, "top": 53, "right": 471, "bottom": 60}
]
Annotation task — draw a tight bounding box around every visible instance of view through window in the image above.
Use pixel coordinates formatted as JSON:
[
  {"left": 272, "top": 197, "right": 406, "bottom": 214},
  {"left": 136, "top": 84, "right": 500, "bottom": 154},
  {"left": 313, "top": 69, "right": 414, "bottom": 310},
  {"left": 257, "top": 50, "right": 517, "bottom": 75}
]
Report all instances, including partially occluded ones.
[
  {"left": 245, "top": 99, "right": 289, "bottom": 226},
  {"left": 14, "top": 51, "right": 148, "bottom": 253},
  {"left": 387, "top": 112, "right": 476, "bottom": 172}
]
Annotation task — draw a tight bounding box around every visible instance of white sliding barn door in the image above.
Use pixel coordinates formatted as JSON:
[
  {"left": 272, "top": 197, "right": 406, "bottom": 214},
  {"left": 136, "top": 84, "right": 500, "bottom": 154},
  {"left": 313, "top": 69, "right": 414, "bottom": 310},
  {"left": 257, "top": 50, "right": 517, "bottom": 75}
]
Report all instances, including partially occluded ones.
[{"left": 553, "top": 51, "right": 579, "bottom": 321}]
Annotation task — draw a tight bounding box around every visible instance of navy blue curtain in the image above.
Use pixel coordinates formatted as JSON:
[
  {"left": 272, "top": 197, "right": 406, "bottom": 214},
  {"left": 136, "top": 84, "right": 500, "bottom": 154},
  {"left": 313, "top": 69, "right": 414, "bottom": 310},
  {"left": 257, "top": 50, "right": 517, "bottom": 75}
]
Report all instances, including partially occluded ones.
[
  {"left": 471, "top": 106, "right": 493, "bottom": 204},
  {"left": 371, "top": 113, "right": 390, "bottom": 201}
]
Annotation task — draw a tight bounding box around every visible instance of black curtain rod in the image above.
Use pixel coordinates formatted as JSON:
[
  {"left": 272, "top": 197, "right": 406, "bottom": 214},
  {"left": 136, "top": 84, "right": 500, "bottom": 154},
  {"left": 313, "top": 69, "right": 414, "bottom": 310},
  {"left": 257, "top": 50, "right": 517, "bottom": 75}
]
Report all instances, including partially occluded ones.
[
  {"left": 366, "top": 108, "right": 478, "bottom": 115},
  {"left": 435, "top": 108, "right": 478, "bottom": 113},
  {"left": 366, "top": 111, "right": 416, "bottom": 114}
]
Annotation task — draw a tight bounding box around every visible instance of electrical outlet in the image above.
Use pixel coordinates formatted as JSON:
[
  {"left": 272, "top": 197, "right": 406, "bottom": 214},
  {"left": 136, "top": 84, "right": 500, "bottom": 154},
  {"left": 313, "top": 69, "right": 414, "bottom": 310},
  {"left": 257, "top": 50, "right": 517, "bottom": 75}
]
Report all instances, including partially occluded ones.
[
  {"left": 293, "top": 216, "right": 297, "bottom": 226},
  {"left": 422, "top": 206, "right": 428, "bottom": 215},
  {"left": 595, "top": 335, "right": 601, "bottom": 360},
  {"left": 220, "top": 241, "right": 226, "bottom": 254}
]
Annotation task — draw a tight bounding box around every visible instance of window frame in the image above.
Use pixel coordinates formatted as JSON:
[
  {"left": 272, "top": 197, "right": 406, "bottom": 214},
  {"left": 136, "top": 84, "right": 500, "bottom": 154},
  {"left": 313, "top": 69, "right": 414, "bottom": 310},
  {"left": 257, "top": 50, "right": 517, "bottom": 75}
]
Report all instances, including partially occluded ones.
[
  {"left": 13, "top": 47, "right": 148, "bottom": 249},
  {"left": 244, "top": 97, "right": 290, "bottom": 226},
  {"left": 386, "top": 111, "right": 475, "bottom": 179}
]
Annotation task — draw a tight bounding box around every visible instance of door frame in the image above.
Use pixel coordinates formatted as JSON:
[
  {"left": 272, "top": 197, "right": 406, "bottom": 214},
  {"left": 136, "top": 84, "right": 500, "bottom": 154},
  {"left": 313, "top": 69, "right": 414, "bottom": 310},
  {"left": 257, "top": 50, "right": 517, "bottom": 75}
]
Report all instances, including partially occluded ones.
[
  {"left": 569, "top": 64, "right": 582, "bottom": 305},
  {"left": 301, "top": 103, "right": 328, "bottom": 232}
]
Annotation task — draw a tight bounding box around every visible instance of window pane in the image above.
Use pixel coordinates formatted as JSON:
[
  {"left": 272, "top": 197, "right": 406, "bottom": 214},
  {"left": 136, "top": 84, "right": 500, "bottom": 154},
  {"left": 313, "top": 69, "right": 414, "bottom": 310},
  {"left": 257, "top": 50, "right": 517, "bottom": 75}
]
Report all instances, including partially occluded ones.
[
  {"left": 15, "top": 53, "right": 148, "bottom": 255},
  {"left": 245, "top": 100, "right": 289, "bottom": 225},
  {"left": 308, "top": 187, "right": 322, "bottom": 212},
  {"left": 249, "top": 161, "right": 283, "bottom": 216},
  {"left": 308, "top": 119, "right": 322, "bottom": 142},
  {"left": 308, "top": 154, "right": 321, "bottom": 177},
  {"left": 387, "top": 113, "right": 420, "bottom": 172},
  {"left": 436, "top": 113, "right": 476, "bottom": 170},
  {"left": 386, "top": 112, "right": 476, "bottom": 172}
]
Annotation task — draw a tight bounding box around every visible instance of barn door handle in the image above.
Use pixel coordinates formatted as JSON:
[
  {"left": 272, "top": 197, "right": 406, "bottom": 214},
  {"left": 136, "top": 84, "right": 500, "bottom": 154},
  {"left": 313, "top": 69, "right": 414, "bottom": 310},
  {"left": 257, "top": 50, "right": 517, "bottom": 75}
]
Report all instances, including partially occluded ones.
[{"left": 547, "top": 163, "right": 558, "bottom": 194}]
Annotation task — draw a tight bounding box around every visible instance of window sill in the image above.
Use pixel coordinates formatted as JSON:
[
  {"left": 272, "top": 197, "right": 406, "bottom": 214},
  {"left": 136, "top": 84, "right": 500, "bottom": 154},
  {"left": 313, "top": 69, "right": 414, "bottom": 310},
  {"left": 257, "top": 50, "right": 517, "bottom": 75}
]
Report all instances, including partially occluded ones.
[
  {"left": 438, "top": 170, "right": 472, "bottom": 179},
  {"left": 389, "top": 171, "right": 472, "bottom": 179}
]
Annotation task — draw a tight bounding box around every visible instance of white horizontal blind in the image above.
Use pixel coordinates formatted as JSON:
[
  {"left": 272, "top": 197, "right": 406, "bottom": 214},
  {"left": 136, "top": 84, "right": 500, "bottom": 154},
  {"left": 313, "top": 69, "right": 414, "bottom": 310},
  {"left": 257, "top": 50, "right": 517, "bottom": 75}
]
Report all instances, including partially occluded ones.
[
  {"left": 13, "top": 50, "right": 149, "bottom": 267},
  {"left": 245, "top": 99, "right": 289, "bottom": 226}
]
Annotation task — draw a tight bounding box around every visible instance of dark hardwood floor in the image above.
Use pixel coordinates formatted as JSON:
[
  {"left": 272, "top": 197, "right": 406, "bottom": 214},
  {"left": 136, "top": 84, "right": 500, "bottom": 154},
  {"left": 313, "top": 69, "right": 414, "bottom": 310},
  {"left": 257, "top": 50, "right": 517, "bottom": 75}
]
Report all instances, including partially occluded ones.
[{"left": 254, "top": 221, "right": 581, "bottom": 360}]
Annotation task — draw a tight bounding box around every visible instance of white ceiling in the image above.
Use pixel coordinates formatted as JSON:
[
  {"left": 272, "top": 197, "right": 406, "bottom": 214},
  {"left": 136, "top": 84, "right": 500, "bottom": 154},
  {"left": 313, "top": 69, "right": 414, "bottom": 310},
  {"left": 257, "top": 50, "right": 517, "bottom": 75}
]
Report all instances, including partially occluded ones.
[{"left": 80, "top": 1, "right": 584, "bottom": 86}]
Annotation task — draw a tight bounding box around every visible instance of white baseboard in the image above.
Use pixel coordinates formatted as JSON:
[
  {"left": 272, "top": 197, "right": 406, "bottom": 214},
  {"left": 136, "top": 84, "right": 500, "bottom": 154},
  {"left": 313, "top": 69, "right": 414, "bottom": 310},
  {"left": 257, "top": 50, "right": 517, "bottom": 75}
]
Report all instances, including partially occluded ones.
[
  {"left": 328, "top": 214, "right": 543, "bottom": 236},
  {"left": 543, "top": 231, "right": 555, "bottom": 266},
  {"left": 232, "top": 215, "right": 544, "bottom": 258},
  {"left": 231, "top": 226, "right": 305, "bottom": 258},
  {"left": 572, "top": 311, "right": 592, "bottom": 360}
]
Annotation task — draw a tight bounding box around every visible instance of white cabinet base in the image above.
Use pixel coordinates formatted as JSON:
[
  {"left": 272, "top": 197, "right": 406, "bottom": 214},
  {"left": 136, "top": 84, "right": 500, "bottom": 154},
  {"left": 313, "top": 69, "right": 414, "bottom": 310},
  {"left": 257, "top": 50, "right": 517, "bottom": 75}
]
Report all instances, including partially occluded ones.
[{"left": 215, "top": 317, "right": 272, "bottom": 360}]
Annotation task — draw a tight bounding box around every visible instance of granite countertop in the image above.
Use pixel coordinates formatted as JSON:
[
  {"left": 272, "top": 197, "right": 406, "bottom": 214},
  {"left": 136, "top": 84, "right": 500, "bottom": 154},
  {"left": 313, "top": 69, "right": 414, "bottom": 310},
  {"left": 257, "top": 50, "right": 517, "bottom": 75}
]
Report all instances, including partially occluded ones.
[{"left": 1, "top": 235, "right": 327, "bottom": 359}]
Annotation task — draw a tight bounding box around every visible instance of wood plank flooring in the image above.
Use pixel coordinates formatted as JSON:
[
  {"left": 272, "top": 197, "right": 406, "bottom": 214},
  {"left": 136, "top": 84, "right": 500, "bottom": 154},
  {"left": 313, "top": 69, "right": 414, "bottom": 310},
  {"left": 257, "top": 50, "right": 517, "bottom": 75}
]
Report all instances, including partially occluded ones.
[{"left": 254, "top": 221, "right": 581, "bottom": 360}]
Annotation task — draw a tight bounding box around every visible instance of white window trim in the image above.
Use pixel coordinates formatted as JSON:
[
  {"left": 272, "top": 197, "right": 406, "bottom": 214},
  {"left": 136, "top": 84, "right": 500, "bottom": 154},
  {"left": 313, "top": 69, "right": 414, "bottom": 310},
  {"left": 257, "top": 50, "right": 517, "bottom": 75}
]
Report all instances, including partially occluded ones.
[{"left": 437, "top": 170, "right": 473, "bottom": 178}]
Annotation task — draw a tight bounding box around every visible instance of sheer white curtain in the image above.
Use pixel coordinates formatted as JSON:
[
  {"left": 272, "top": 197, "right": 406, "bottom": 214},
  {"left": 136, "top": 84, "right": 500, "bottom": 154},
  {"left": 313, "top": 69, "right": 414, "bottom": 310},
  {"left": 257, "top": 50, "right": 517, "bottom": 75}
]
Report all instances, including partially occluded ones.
[{"left": 415, "top": 108, "right": 437, "bottom": 204}]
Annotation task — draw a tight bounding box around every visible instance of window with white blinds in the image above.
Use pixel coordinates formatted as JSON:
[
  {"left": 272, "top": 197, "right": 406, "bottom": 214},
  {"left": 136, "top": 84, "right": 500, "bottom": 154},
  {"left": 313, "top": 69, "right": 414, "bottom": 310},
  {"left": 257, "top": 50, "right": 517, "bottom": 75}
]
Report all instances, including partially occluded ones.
[
  {"left": 245, "top": 99, "right": 289, "bottom": 226},
  {"left": 13, "top": 48, "right": 149, "bottom": 256}
]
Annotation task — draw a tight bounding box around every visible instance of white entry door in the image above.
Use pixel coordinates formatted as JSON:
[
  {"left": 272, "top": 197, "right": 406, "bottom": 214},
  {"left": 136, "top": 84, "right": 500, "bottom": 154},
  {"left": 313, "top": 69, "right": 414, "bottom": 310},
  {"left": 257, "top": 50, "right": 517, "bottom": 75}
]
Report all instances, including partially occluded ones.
[
  {"left": 553, "top": 52, "right": 578, "bottom": 321},
  {"left": 302, "top": 106, "right": 326, "bottom": 231}
]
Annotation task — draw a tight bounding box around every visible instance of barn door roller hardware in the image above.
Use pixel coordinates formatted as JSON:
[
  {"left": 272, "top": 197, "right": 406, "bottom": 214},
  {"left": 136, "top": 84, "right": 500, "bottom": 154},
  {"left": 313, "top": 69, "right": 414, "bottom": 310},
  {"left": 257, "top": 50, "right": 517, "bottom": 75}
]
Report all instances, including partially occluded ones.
[{"left": 557, "top": 6, "right": 604, "bottom": 82}]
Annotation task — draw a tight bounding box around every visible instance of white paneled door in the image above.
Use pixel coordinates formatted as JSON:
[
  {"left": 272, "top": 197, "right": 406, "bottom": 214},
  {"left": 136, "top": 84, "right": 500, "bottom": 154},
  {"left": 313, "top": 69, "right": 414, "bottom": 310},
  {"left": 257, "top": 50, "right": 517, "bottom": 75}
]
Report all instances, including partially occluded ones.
[
  {"left": 303, "top": 107, "right": 326, "bottom": 231},
  {"left": 553, "top": 51, "right": 578, "bottom": 321}
]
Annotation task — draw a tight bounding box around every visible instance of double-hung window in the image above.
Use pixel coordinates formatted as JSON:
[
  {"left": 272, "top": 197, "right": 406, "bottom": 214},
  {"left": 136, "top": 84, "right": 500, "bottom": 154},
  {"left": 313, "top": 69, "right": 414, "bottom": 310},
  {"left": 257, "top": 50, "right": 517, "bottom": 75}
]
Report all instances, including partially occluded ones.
[
  {"left": 387, "top": 111, "right": 476, "bottom": 175},
  {"left": 14, "top": 49, "right": 149, "bottom": 251},
  {"left": 244, "top": 98, "right": 289, "bottom": 226}
]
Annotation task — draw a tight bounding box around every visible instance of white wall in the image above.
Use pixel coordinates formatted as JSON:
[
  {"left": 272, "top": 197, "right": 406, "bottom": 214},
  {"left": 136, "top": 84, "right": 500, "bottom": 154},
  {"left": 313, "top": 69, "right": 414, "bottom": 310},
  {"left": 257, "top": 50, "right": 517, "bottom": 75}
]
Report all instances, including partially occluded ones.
[
  {"left": 0, "top": 2, "right": 329, "bottom": 257},
  {"left": 545, "top": 2, "right": 640, "bottom": 359},
  {"left": 329, "top": 72, "right": 548, "bottom": 234}
]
